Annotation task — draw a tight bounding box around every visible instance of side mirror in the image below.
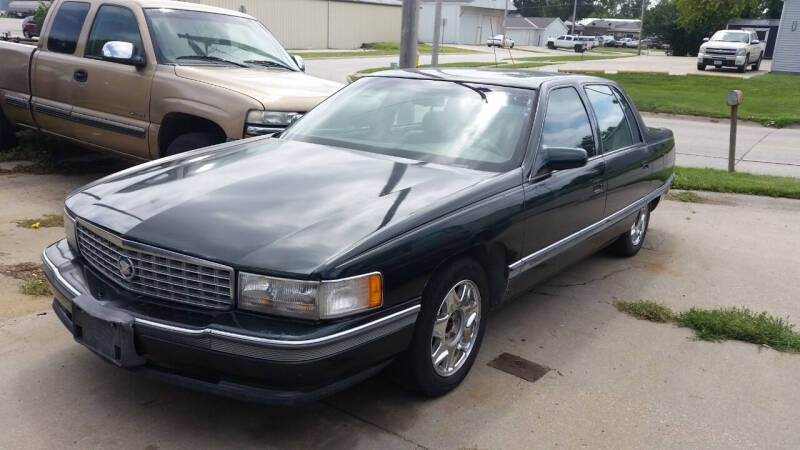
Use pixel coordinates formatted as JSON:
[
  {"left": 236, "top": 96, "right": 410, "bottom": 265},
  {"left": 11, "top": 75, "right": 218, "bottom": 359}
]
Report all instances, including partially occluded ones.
[
  {"left": 751, "top": 39, "right": 760, "bottom": 44},
  {"left": 102, "top": 41, "right": 145, "bottom": 67},
  {"left": 702, "top": 37, "right": 709, "bottom": 42},
  {"left": 292, "top": 54, "right": 306, "bottom": 72},
  {"left": 543, "top": 146, "right": 588, "bottom": 171}
]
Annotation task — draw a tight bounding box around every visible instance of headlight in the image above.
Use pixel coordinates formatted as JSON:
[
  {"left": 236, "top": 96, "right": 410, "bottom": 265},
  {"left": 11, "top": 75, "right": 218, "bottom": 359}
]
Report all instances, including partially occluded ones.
[
  {"left": 238, "top": 272, "right": 382, "bottom": 319},
  {"left": 64, "top": 208, "right": 78, "bottom": 251},
  {"left": 245, "top": 110, "right": 303, "bottom": 137}
]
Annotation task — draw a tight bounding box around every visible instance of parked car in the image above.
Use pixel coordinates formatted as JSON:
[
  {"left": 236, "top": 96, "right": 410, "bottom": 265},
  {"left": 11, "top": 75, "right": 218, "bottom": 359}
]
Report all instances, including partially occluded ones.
[
  {"left": 547, "top": 35, "right": 578, "bottom": 49},
  {"left": 697, "top": 29, "right": 765, "bottom": 73},
  {"left": 575, "top": 35, "right": 598, "bottom": 49},
  {"left": 43, "top": 69, "right": 675, "bottom": 404},
  {"left": 21, "top": 15, "right": 40, "bottom": 39},
  {"left": 8, "top": 0, "right": 49, "bottom": 17},
  {"left": 0, "top": 0, "right": 342, "bottom": 157},
  {"left": 604, "top": 38, "right": 620, "bottom": 47},
  {"left": 619, "top": 37, "right": 640, "bottom": 48},
  {"left": 487, "top": 34, "right": 514, "bottom": 48}
]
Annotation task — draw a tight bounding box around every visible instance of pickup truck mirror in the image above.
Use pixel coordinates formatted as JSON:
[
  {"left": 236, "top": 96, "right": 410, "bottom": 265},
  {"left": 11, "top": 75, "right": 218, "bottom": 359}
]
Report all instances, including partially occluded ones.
[
  {"left": 292, "top": 55, "right": 306, "bottom": 72},
  {"left": 751, "top": 39, "right": 760, "bottom": 45},
  {"left": 102, "top": 41, "right": 146, "bottom": 68},
  {"left": 542, "top": 146, "right": 588, "bottom": 171}
]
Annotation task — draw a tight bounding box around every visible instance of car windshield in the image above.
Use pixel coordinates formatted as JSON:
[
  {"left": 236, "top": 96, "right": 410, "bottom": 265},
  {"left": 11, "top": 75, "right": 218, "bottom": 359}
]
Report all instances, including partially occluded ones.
[
  {"left": 710, "top": 31, "right": 749, "bottom": 43},
  {"left": 282, "top": 77, "right": 536, "bottom": 172},
  {"left": 144, "top": 8, "right": 297, "bottom": 70}
]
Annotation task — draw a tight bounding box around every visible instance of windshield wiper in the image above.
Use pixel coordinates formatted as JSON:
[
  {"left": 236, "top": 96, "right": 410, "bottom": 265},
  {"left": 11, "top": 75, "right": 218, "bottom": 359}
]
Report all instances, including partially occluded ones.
[
  {"left": 455, "top": 82, "right": 488, "bottom": 103},
  {"left": 244, "top": 59, "right": 295, "bottom": 71},
  {"left": 175, "top": 55, "right": 248, "bottom": 68}
]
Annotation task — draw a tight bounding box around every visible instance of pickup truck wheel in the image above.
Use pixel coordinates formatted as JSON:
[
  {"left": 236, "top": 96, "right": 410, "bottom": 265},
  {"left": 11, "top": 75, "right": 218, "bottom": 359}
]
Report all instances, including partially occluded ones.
[
  {"left": 608, "top": 206, "right": 650, "bottom": 257},
  {"left": 737, "top": 55, "right": 748, "bottom": 73},
  {"left": 165, "top": 132, "right": 224, "bottom": 156},
  {"left": 547, "top": 42, "right": 555, "bottom": 49},
  {"left": 0, "top": 110, "right": 17, "bottom": 151},
  {"left": 697, "top": 64, "right": 705, "bottom": 71},
  {"left": 400, "top": 258, "right": 489, "bottom": 397},
  {"left": 752, "top": 54, "right": 762, "bottom": 71}
]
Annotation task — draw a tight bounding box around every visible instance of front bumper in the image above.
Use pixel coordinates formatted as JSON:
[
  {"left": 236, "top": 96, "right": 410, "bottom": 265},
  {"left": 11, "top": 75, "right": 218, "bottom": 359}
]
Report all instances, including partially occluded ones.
[
  {"left": 42, "top": 239, "right": 419, "bottom": 404},
  {"left": 698, "top": 55, "right": 746, "bottom": 67}
]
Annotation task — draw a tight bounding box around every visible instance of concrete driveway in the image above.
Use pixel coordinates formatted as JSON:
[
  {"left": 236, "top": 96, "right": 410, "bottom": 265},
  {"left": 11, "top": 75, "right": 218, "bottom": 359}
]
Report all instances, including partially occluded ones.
[{"left": 2, "top": 166, "right": 800, "bottom": 448}]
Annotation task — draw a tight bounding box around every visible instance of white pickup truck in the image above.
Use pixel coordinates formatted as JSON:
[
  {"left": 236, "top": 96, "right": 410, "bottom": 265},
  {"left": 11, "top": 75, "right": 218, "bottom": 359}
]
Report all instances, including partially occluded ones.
[
  {"left": 697, "top": 29, "right": 766, "bottom": 73},
  {"left": 546, "top": 35, "right": 595, "bottom": 51}
]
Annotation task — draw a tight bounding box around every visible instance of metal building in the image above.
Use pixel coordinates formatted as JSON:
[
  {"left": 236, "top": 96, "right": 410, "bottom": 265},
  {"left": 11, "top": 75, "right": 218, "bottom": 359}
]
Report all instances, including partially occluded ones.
[
  {"left": 186, "top": 0, "right": 402, "bottom": 49},
  {"left": 772, "top": 0, "right": 800, "bottom": 73},
  {"left": 504, "top": 16, "right": 567, "bottom": 47},
  {"left": 418, "top": 0, "right": 514, "bottom": 45}
]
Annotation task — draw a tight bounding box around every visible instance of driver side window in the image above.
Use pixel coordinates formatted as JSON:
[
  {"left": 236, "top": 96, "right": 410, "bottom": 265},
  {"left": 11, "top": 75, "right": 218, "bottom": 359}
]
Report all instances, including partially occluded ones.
[
  {"left": 85, "top": 5, "right": 143, "bottom": 60},
  {"left": 540, "top": 87, "right": 596, "bottom": 157}
]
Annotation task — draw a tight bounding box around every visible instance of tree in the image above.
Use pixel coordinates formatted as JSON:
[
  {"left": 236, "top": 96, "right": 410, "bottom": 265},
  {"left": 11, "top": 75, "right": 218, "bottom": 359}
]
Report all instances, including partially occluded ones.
[
  {"left": 512, "top": 0, "right": 599, "bottom": 21},
  {"left": 33, "top": 2, "right": 50, "bottom": 30},
  {"left": 760, "top": 0, "right": 783, "bottom": 19},
  {"left": 643, "top": 0, "right": 705, "bottom": 56},
  {"left": 674, "top": 0, "right": 760, "bottom": 32}
]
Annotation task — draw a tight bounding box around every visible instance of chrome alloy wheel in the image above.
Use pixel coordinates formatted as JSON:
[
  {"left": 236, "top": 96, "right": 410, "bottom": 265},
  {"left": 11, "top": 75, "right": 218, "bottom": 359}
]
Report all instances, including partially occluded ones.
[
  {"left": 630, "top": 207, "right": 649, "bottom": 247},
  {"left": 430, "top": 280, "right": 481, "bottom": 377}
]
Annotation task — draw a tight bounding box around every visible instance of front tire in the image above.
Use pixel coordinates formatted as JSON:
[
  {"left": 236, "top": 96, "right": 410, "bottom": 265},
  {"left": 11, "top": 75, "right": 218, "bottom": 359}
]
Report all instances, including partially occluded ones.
[
  {"left": 697, "top": 64, "right": 705, "bottom": 71},
  {"left": 547, "top": 42, "right": 555, "bottom": 49},
  {"left": 400, "top": 258, "right": 489, "bottom": 397},
  {"left": 164, "top": 132, "right": 225, "bottom": 157},
  {"left": 608, "top": 206, "right": 650, "bottom": 257},
  {"left": 737, "top": 55, "right": 748, "bottom": 73}
]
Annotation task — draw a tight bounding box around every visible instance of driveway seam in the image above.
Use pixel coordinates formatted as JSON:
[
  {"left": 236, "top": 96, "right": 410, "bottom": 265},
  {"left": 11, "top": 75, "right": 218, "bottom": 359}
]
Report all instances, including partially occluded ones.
[
  {"left": 322, "top": 400, "right": 430, "bottom": 450},
  {"left": 737, "top": 128, "right": 777, "bottom": 164}
]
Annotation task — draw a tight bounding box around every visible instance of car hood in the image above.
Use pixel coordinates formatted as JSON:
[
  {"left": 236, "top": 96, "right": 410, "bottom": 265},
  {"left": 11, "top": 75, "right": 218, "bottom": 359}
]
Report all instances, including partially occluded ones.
[
  {"left": 702, "top": 41, "right": 746, "bottom": 49},
  {"left": 66, "top": 139, "right": 494, "bottom": 276},
  {"left": 174, "top": 65, "right": 343, "bottom": 111}
]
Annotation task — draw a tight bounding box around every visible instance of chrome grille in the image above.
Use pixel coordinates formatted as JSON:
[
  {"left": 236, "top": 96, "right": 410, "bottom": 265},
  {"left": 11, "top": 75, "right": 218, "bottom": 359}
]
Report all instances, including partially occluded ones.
[
  {"left": 705, "top": 48, "right": 736, "bottom": 55},
  {"left": 76, "top": 222, "right": 234, "bottom": 310}
]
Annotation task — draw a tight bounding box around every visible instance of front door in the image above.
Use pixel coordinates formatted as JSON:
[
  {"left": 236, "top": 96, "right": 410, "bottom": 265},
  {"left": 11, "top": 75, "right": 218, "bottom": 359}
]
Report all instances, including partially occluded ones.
[
  {"left": 30, "top": 1, "right": 92, "bottom": 139},
  {"left": 70, "top": 3, "right": 155, "bottom": 159},
  {"left": 509, "top": 85, "right": 606, "bottom": 290}
]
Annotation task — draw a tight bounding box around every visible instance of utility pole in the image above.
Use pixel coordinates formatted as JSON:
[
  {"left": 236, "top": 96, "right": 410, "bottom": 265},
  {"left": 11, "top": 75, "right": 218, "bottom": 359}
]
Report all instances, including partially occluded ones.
[
  {"left": 637, "top": 0, "right": 646, "bottom": 56},
  {"left": 400, "top": 0, "right": 419, "bottom": 68},
  {"left": 570, "top": 0, "right": 577, "bottom": 35},
  {"left": 431, "top": 0, "right": 443, "bottom": 67},
  {"left": 502, "top": 0, "right": 508, "bottom": 36}
]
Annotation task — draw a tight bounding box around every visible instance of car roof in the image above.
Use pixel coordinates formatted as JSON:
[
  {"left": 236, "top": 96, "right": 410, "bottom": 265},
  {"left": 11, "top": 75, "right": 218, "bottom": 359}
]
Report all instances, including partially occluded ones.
[
  {"left": 365, "top": 68, "right": 609, "bottom": 90},
  {"left": 134, "top": 0, "right": 254, "bottom": 19}
]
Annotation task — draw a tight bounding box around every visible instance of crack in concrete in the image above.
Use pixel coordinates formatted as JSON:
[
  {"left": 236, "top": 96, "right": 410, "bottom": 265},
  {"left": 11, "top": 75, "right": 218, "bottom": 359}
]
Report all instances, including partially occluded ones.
[
  {"left": 322, "top": 400, "right": 430, "bottom": 450},
  {"left": 544, "top": 266, "right": 633, "bottom": 288},
  {"left": 737, "top": 128, "right": 777, "bottom": 164}
]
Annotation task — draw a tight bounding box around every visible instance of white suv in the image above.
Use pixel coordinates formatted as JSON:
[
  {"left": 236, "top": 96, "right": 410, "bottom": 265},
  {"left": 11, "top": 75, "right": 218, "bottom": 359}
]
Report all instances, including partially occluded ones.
[{"left": 697, "top": 29, "right": 766, "bottom": 73}]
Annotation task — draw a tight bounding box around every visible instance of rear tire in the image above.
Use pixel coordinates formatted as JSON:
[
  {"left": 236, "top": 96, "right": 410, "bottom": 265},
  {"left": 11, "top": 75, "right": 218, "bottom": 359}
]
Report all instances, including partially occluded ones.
[
  {"left": 0, "top": 109, "right": 17, "bottom": 151},
  {"left": 399, "top": 258, "right": 489, "bottom": 397},
  {"left": 752, "top": 54, "right": 762, "bottom": 71},
  {"left": 608, "top": 206, "right": 650, "bottom": 257},
  {"left": 164, "top": 132, "right": 224, "bottom": 157}
]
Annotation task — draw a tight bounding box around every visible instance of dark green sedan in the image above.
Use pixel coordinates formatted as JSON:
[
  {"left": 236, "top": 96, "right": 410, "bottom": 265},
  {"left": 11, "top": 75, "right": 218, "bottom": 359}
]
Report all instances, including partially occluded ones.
[{"left": 43, "top": 69, "right": 674, "bottom": 404}]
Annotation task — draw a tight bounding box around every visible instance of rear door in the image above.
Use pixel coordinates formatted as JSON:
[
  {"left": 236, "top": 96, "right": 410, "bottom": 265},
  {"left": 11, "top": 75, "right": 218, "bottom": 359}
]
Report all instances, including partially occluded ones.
[
  {"left": 582, "top": 83, "right": 653, "bottom": 215},
  {"left": 30, "top": 1, "right": 91, "bottom": 138},
  {"left": 70, "top": 3, "right": 155, "bottom": 159}
]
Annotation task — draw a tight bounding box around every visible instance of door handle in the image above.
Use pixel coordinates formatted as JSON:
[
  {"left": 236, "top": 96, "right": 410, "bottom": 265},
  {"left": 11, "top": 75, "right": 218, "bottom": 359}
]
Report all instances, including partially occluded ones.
[
  {"left": 74, "top": 70, "right": 88, "bottom": 82},
  {"left": 592, "top": 183, "right": 604, "bottom": 194},
  {"left": 641, "top": 162, "right": 650, "bottom": 170}
]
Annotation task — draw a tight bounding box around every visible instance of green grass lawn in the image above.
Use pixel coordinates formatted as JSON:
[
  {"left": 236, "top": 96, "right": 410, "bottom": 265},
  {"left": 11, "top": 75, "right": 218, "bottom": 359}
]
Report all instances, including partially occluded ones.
[
  {"left": 603, "top": 73, "right": 800, "bottom": 127},
  {"left": 673, "top": 167, "right": 800, "bottom": 199},
  {"left": 292, "top": 42, "right": 475, "bottom": 59}
]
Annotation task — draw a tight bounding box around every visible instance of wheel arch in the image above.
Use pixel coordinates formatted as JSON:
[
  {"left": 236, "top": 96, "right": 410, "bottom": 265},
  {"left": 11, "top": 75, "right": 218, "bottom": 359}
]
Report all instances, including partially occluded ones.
[{"left": 157, "top": 113, "right": 227, "bottom": 157}]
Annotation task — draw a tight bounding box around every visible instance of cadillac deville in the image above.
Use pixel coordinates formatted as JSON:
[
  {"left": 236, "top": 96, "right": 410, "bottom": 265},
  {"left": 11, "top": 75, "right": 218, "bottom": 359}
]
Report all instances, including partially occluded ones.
[{"left": 43, "top": 69, "right": 675, "bottom": 404}]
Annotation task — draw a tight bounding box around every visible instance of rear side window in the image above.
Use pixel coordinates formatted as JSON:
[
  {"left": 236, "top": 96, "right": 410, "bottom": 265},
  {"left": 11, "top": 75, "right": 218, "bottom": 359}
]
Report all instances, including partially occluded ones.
[
  {"left": 85, "top": 5, "right": 143, "bottom": 59},
  {"left": 611, "top": 87, "right": 642, "bottom": 142},
  {"left": 48, "top": 1, "right": 90, "bottom": 54},
  {"left": 540, "top": 87, "right": 596, "bottom": 157},
  {"left": 584, "top": 84, "right": 634, "bottom": 152}
]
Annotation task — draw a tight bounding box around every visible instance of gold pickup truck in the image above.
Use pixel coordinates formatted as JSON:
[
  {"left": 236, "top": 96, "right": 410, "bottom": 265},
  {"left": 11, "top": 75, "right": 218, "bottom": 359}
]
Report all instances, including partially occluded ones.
[{"left": 0, "top": 0, "right": 342, "bottom": 159}]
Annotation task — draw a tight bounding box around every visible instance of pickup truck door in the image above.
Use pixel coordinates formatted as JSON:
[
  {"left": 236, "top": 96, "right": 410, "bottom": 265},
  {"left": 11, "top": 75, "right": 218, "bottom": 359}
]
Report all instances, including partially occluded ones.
[
  {"left": 69, "top": 3, "right": 154, "bottom": 159},
  {"left": 508, "top": 85, "right": 606, "bottom": 291},
  {"left": 582, "top": 84, "right": 655, "bottom": 215},
  {"left": 30, "top": 1, "right": 92, "bottom": 139}
]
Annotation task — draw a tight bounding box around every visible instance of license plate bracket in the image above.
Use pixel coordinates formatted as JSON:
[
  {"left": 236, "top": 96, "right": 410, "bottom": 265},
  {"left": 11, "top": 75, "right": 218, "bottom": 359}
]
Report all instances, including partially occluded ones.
[{"left": 71, "top": 294, "right": 145, "bottom": 367}]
